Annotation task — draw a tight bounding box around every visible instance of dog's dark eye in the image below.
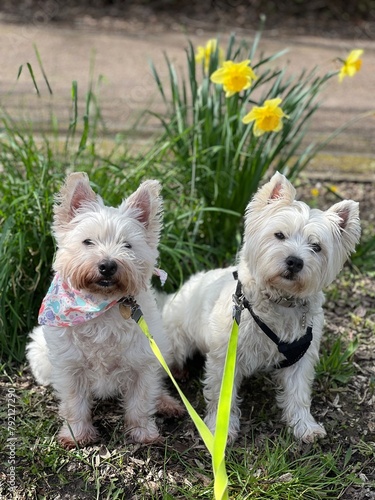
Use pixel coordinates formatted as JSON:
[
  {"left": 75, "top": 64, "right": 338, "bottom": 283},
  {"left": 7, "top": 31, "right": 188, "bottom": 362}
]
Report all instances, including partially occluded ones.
[
  {"left": 83, "top": 239, "right": 94, "bottom": 246},
  {"left": 274, "top": 232, "right": 285, "bottom": 240},
  {"left": 311, "top": 243, "right": 322, "bottom": 253},
  {"left": 123, "top": 242, "right": 132, "bottom": 249}
]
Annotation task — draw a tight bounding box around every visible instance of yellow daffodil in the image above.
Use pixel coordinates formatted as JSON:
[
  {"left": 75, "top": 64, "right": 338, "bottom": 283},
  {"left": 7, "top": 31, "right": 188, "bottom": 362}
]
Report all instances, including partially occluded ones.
[
  {"left": 242, "top": 98, "right": 288, "bottom": 136},
  {"left": 338, "top": 49, "right": 363, "bottom": 82},
  {"left": 210, "top": 59, "right": 257, "bottom": 97},
  {"left": 195, "top": 39, "right": 224, "bottom": 71},
  {"left": 311, "top": 187, "right": 320, "bottom": 197}
]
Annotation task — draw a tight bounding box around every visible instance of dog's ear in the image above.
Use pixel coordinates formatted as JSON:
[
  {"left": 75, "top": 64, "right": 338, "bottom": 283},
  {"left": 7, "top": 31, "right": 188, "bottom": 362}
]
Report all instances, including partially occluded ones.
[
  {"left": 249, "top": 171, "right": 296, "bottom": 210},
  {"left": 120, "top": 180, "right": 163, "bottom": 248},
  {"left": 326, "top": 200, "right": 361, "bottom": 256},
  {"left": 54, "top": 172, "right": 97, "bottom": 227}
]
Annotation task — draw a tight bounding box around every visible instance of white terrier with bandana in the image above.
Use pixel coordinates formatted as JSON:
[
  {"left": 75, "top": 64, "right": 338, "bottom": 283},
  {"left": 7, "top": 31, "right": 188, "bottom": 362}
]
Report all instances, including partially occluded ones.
[
  {"left": 27, "top": 172, "right": 183, "bottom": 448},
  {"left": 160, "top": 172, "right": 360, "bottom": 443}
]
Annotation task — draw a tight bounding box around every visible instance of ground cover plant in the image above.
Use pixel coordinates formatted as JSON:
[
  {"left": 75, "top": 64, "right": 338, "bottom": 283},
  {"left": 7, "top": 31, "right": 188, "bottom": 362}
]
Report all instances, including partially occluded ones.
[{"left": 1, "top": 33, "right": 374, "bottom": 499}]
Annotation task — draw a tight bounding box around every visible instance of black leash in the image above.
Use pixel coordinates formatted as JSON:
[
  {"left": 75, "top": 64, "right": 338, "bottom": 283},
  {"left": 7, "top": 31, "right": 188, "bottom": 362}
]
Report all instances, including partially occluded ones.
[{"left": 232, "top": 271, "right": 313, "bottom": 369}]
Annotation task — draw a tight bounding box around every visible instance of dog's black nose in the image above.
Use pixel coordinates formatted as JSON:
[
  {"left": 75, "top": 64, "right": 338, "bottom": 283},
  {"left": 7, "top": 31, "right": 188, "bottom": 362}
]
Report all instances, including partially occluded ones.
[
  {"left": 98, "top": 260, "right": 118, "bottom": 277},
  {"left": 286, "top": 256, "right": 304, "bottom": 273}
]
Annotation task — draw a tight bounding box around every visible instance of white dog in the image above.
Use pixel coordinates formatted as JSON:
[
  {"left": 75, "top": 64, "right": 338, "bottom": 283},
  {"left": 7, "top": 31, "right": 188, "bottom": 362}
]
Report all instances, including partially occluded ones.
[
  {"left": 160, "top": 172, "right": 360, "bottom": 443},
  {"left": 26, "top": 172, "right": 183, "bottom": 448}
]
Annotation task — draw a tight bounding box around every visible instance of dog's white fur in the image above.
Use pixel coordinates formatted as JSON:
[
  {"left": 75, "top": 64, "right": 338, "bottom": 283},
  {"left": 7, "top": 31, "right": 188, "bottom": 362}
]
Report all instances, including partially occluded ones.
[
  {"left": 26, "top": 173, "right": 183, "bottom": 448},
  {"left": 160, "top": 172, "right": 361, "bottom": 443}
]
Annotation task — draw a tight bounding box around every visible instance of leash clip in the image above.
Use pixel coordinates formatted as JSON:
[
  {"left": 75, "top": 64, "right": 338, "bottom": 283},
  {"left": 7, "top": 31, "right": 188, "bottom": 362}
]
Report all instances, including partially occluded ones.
[
  {"left": 232, "top": 293, "right": 244, "bottom": 325},
  {"left": 125, "top": 297, "right": 143, "bottom": 323},
  {"left": 131, "top": 303, "right": 142, "bottom": 323},
  {"left": 232, "top": 270, "right": 245, "bottom": 325},
  {"left": 118, "top": 296, "right": 143, "bottom": 323}
]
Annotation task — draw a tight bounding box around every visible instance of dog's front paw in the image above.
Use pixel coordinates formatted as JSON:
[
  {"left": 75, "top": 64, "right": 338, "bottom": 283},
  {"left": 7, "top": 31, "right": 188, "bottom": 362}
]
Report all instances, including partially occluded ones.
[
  {"left": 58, "top": 423, "right": 99, "bottom": 449},
  {"left": 127, "top": 418, "right": 161, "bottom": 444},
  {"left": 293, "top": 420, "right": 327, "bottom": 443}
]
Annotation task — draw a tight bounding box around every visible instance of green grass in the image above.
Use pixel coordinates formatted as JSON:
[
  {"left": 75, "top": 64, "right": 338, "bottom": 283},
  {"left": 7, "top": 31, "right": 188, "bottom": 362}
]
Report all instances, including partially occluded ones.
[
  {"left": 316, "top": 337, "right": 359, "bottom": 388},
  {"left": 351, "top": 221, "right": 375, "bottom": 273},
  {"left": 0, "top": 364, "right": 369, "bottom": 499},
  {"left": 0, "top": 117, "right": 64, "bottom": 362}
]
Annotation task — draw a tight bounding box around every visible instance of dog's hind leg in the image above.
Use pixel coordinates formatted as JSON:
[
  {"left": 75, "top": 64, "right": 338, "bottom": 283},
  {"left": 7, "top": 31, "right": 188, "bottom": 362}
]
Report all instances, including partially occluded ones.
[
  {"left": 26, "top": 326, "right": 52, "bottom": 386},
  {"left": 156, "top": 389, "right": 185, "bottom": 418}
]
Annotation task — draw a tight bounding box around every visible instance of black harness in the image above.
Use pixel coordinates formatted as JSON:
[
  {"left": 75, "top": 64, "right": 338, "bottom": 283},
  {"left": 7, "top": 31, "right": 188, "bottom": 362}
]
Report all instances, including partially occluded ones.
[{"left": 232, "top": 271, "right": 313, "bottom": 369}]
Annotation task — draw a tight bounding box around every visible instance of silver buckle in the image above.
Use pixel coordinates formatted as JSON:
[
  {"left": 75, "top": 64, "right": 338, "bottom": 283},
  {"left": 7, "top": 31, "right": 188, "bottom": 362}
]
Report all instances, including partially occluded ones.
[{"left": 232, "top": 293, "right": 244, "bottom": 324}]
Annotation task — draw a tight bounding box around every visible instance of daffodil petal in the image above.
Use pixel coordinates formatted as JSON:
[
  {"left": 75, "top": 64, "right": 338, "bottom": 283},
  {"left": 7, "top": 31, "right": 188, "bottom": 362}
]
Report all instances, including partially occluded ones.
[
  {"left": 264, "top": 98, "right": 283, "bottom": 108},
  {"left": 195, "top": 46, "right": 205, "bottom": 63},
  {"left": 346, "top": 49, "right": 364, "bottom": 64},
  {"left": 253, "top": 122, "right": 265, "bottom": 136},
  {"left": 242, "top": 112, "right": 255, "bottom": 124},
  {"left": 210, "top": 68, "right": 226, "bottom": 84},
  {"left": 273, "top": 120, "right": 283, "bottom": 132},
  {"left": 244, "top": 97, "right": 286, "bottom": 134}
]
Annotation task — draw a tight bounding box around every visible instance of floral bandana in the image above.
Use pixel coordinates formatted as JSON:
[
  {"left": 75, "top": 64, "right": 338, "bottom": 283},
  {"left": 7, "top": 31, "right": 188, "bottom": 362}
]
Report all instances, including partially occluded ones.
[
  {"left": 38, "top": 269, "right": 168, "bottom": 328},
  {"left": 38, "top": 273, "right": 119, "bottom": 327}
]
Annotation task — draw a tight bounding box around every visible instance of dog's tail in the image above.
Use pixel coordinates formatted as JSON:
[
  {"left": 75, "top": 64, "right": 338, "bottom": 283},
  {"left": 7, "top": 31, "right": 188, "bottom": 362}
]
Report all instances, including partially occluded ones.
[{"left": 26, "top": 326, "right": 52, "bottom": 386}]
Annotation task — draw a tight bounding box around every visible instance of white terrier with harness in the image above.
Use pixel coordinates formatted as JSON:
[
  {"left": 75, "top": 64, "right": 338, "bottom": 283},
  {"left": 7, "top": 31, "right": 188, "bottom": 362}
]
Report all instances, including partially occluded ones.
[{"left": 160, "top": 172, "right": 360, "bottom": 443}]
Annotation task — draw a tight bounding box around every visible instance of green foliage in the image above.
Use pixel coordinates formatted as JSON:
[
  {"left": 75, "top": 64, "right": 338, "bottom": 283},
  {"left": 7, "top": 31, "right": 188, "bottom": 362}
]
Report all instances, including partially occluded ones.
[
  {"left": 225, "top": 437, "right": 360, "bottom": 499},
  {"left": 0, "top": 117, "right": 65, "bottom": 362},
  {"left": 316, "top": 337, "right": 359, "bottom": 387},
  {"left": 150, "top": 32, "right": 336, "bottom": 255}
]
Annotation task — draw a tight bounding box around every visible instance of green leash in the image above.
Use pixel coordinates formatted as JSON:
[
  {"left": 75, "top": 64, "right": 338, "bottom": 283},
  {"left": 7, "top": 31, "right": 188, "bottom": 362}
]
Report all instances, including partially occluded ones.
[
  {"left": 137, "top": 313, "right": 214, "bottom": 453},
  {"left": 128, "top": 300, "right": 241, "bottom": 500}
]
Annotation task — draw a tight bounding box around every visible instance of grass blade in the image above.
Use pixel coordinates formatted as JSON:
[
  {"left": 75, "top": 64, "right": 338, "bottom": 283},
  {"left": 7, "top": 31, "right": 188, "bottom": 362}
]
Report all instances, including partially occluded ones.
[
  {"left": 26, "top": 63, "right": 40, "bottom": 96},
  {"left": 213, "top": 318, "right": 240, "bottom": 500},
  {"left": 33, "top": 43, "right": 53, "bottom": 95}
]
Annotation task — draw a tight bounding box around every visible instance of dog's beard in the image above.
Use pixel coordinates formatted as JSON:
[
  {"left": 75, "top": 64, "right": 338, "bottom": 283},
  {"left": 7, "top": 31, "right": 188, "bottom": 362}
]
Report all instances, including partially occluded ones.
[
  {"left": 267, "top": 270, "right": 308, "bottom": 296},
  {"left": 56, "top": 257, "right": 146, "bottom": 298},
  {"left": 257, "top": 254, "right": 332, "bottom": 298}
]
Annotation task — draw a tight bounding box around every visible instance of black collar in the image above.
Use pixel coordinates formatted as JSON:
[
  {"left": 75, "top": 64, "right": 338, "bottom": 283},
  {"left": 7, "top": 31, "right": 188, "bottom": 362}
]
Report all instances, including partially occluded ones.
[{"left": 232, "top": 271, "right": 313, "bottom": 369}]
